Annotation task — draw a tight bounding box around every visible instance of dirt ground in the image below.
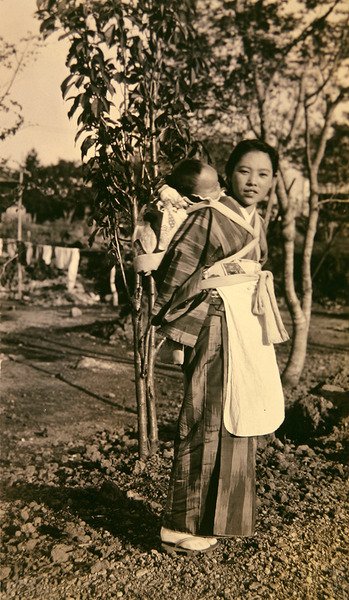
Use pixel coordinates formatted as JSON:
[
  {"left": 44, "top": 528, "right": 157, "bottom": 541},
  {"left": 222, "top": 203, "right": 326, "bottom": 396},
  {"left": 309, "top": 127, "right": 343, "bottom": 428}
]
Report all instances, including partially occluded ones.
[{"left": 0, "top": 298, "right": 348, "bottom": 600}]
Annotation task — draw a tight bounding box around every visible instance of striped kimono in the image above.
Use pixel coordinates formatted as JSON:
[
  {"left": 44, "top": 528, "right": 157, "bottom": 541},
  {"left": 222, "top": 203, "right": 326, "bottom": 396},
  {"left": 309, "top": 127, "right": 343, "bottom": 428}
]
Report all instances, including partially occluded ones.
[{"left": 152, "top": 195, "right": 268, "bottom": 537}]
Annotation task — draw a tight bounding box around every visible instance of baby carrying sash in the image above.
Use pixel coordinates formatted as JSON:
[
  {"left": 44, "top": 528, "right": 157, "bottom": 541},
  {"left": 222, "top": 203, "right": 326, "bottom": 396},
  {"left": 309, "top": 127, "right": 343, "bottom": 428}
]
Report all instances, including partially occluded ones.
[{"left": 188, "top": 200, "right": 288, "bottom": 344}]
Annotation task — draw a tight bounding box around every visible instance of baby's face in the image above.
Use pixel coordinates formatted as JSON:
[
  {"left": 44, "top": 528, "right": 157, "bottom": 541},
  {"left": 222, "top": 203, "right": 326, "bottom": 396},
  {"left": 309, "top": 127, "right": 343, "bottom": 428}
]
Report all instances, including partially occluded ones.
[{"left": 193, "top": 165, "right": 221, "bottom": 200}]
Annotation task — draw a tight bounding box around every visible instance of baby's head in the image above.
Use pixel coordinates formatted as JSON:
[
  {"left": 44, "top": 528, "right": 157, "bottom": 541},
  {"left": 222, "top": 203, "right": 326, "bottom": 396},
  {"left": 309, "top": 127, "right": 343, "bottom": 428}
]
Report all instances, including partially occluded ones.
[{"left": 165, "top": 159, "right": 222, "bottom": 201}]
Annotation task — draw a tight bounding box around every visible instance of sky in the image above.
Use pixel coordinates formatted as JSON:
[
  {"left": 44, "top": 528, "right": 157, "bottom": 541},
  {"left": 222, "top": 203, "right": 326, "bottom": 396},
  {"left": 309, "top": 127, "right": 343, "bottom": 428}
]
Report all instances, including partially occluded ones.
[
  {"left": 0, "top": 0, "right": 80, "bottom": 167},
  {"left": 0, "top": 1, "right": 346, "bottom": 170}
]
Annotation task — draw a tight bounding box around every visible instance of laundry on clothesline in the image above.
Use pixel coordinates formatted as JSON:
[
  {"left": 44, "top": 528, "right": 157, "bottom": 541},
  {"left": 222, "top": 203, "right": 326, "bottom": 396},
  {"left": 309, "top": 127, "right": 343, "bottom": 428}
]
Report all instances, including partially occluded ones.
[
  {"left": 26, "top": 242, "right": 33, "bottom": 265},
  {"left": 42, "top": 244, "right": 53, "bottom": 266},
  {"left": 0, "top": 238, "right": 81, "bottom": 291}
]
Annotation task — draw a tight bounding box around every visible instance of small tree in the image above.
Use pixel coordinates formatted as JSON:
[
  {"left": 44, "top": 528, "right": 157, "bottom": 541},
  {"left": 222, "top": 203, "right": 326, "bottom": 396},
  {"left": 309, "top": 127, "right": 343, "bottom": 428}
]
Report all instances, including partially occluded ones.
[{"left": 37, "top": 0, "right": 206, "bottom": 457}]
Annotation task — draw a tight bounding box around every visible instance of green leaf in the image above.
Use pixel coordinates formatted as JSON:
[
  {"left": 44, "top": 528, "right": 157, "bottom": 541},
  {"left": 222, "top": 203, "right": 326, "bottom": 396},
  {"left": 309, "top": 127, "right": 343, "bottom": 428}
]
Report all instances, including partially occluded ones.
[
  {"left": 67, "top": 94, "right": 83, "bottom": 119},
  {"left": 104, "top": 24, "right": 116, "bottom": 46},
  {"left": 81, "top": 136, "right": 96, "bottom": 158},
  {"left": 91, "top": 98, "right": 100, "bottom": 118},
  {"left": 39, "top": 15, "right": 57, "bottom": 37}
]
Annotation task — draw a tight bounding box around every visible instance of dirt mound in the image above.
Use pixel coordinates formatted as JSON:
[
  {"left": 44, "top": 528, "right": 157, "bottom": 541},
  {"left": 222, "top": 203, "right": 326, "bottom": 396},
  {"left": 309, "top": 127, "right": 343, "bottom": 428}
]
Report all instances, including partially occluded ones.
[{"left": 281, "top": 370, "right": 349, "bottom": 446}]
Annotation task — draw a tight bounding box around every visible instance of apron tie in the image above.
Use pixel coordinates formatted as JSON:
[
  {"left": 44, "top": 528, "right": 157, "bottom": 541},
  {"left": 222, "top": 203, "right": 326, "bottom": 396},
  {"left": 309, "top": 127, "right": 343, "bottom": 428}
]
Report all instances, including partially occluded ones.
[{"left": 253, "top": 270, "right": 289, "bottom": 344}]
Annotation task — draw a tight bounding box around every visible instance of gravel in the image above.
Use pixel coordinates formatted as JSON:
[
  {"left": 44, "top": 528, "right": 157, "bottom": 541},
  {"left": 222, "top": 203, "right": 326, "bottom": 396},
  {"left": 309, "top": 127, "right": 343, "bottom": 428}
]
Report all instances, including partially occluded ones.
[
  {"left": 0, "top": 302, "right": 348, "bottom": 599},
  {"left": 1, "top": 414, "right": 348, "bottom": 599}
]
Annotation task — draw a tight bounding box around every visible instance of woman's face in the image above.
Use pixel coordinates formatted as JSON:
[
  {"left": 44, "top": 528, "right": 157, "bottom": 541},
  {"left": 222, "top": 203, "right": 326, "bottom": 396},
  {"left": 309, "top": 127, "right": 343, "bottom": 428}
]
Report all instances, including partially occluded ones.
[{"left": 230, "top": 151, "right": 274, "bottom": 209}]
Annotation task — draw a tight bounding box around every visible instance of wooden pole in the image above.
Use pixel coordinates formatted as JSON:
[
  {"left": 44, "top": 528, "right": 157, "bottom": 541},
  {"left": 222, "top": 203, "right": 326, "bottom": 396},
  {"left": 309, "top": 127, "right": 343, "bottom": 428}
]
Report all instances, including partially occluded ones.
[{"left": 17, "top": 170, "right": 24, "bottom": 300}]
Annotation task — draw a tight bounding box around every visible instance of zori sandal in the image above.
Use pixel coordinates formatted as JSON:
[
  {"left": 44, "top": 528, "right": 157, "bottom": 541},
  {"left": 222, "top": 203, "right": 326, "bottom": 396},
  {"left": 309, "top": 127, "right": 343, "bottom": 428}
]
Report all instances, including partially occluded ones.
[{"left": 161, "top": 537, "right": 218, "bottom": 556}]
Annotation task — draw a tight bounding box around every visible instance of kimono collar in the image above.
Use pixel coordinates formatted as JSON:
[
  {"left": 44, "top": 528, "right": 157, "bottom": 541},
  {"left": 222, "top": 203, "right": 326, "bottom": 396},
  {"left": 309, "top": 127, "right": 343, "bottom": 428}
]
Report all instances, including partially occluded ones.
[
  {"left": 222, "top": 196, "right": 257, "bottom": 224},
  {"left": 238, "top": 205, "right": 256, "bottom": 223}
]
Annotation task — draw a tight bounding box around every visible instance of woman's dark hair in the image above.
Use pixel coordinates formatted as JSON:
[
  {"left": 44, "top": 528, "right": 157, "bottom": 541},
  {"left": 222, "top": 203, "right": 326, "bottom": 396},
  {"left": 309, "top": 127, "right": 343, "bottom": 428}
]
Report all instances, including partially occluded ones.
[
  {"left": 165, "top": 159, "right": 204, "bottom": 196},
  {"left": 225, "top": 139, "right": 279, "bottom": 193}
]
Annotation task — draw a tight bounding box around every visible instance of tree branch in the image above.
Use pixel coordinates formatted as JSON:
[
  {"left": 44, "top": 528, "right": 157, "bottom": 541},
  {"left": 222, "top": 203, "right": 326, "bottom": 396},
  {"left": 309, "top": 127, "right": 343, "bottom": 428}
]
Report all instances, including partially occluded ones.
[
  {"left": 247, "top": 112, "right": 260, "bottom": 138},
  {"left": 312, "top": 90, "right": 348, "bottom": 173},
  {"left": 278, "top": 0, "right": 342, "bottom": 63},
  {"left": 283, "top": 74, "right": 306, "bottom": 148},
  {"left": 318, "top": 198, "right": 349, "bottom": 205},
  {"left": 0, "top": 39, "right": 33, "bottom": 104}
]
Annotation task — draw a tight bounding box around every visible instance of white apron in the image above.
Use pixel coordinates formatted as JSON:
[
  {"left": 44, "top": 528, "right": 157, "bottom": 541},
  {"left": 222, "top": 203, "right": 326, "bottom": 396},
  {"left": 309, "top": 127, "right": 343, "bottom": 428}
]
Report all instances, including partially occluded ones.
[{"left": 190, "top": 200, "right": 289, "bottom": 437}]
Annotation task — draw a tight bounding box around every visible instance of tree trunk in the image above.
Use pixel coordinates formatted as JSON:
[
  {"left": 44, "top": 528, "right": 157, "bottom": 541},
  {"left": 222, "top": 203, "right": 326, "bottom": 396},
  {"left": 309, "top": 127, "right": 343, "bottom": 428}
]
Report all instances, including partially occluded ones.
[
  {"left": 264, "top": 178, "right": 277, "bottom": 231},
  {"left": 282, "top": 304, "right": 309, "bottom": 387},
  {"left": 301, "top": 192, "right": 319, "bottom": 324},
  {"left": 312, "top": 225, "right": 341, "bottom": 281},
  {"left": 278, "top": 178, "right": 308, "bottom": 387},
  {"left": 132, "top": 273, "right": 149, "bottom": 459},
  {"left": 63, "top": 208, "right": 75, "bottom": 224},
  {"left": 281, "top": 233, "right": 308, "bottom": 387},
  {"left": 146, "top": 277, "right": 158, "bottom": 454},
  {"left": 143, "top": 72, "right": 160, "bottom": 454}
]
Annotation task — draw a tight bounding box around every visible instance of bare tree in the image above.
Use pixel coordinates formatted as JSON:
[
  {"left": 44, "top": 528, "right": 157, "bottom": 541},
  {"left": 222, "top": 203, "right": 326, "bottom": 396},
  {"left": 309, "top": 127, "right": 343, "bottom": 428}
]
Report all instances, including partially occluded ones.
[
  {"left": 194, "top": 0, "right": 349, "bottom": 385},
  {"left": 0, "top": 33, "right": 39, "bottom": 143}
]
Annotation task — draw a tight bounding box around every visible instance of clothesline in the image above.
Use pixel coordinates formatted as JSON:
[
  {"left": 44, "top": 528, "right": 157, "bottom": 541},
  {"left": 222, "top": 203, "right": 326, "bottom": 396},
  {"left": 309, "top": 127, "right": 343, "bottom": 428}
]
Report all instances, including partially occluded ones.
[
  {"left": 0, "top": 238, "right": 119, "bottom": 300},
  {"left": 1, "top": 237, "right": 107, "bottom": 254},
  {"left": 0, "top": 238, "right": 80, "bottom": 292},
  {"left": 1, "top": 237, "right": 97, "bottom": 249}
]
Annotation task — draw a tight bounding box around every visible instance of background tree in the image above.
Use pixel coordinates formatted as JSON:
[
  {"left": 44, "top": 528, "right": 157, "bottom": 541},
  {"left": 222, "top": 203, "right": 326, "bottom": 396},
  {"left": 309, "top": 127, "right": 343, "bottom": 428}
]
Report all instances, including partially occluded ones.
[
  {"left": 312, "top": 121, "right": 349, "bottom": 290},
  {"left": 36, "top": 0, "right": 206, "bottom": 458},
  {"left": 318, "top": 122, "right": 349, "bottom": 186},
  {"left": 0, "top": 33, "right": 39, "bottom": 145},
  {"left": 194, "top": 0, "right": 349, "bottom": 385},
  {"left": 23, "top": 149, "right": 93, "bottom": 223}
]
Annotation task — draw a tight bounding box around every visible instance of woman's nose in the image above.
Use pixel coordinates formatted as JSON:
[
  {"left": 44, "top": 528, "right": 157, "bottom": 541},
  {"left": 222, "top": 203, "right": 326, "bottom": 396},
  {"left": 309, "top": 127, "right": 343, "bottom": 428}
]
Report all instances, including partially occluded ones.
[{"left": 247, "top": 172, "right": 257, "bottom": 186}]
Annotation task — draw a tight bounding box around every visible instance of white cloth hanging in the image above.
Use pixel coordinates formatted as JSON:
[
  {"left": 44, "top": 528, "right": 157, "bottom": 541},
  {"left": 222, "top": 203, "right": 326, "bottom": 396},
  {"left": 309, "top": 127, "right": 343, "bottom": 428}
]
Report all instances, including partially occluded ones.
[
  {"left": 54, "top": 246, "right": 80, "bottom": 291},
  {"left": 54, "top": 246, "right": 70, "bottom": 269},
  {"left": 42, "top": 245, "right": 53, "bottom": 265},
  {"left": 67, "top": 248, "right": 80, "bottom": 291},
  {"left": 109, "top": 265, "right": 119, "bottom": 306},
  {"left": 26, "top": 242, "right": 33, "bottom": 265},
  {"left": 7, "top": 241, "right": 17, "bottom": 258}
]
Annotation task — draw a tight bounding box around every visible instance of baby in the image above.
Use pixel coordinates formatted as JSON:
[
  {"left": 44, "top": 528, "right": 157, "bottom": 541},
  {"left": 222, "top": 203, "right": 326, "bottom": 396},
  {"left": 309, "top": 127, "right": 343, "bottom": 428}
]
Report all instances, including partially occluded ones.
[
  {"left": 133, "top": 159, "right": 224, "bottom": 365},
  {"left": 133, "top": 159, "right": 224, "bottom": 259},
  {"left": 163, "top": 158, "right": 223, "bottom": 203}
]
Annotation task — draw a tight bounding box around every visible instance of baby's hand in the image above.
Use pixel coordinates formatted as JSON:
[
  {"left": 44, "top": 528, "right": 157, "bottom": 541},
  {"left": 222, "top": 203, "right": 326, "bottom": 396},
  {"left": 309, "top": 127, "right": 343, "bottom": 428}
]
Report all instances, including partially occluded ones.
[{"left": 159, "top": 184, "right": 188, "bottom": 209}]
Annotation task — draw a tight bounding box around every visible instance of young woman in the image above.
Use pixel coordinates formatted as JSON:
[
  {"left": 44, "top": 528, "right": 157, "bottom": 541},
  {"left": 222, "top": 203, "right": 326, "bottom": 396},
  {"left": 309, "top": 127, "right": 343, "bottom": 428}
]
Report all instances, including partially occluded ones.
[{"left": 152, "top": 139, "right": 289, "bottom": 555}]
